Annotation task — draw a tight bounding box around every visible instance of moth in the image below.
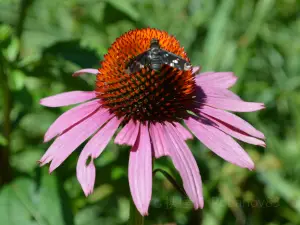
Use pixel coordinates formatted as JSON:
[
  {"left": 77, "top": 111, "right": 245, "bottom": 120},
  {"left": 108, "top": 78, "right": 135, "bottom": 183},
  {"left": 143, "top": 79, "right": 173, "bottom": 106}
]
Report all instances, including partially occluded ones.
[{"left": 125, "top": 38, "right": 192, "bottom": 74}]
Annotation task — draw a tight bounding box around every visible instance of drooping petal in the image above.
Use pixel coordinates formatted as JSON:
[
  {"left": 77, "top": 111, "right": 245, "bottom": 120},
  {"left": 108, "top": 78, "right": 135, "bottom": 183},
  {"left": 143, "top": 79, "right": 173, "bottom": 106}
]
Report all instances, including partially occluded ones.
[
  {"left": 201, "top": 86, "right": 241, "bottom": 100},
  {"left": 202, "top": 93, "right": 265, "bottom": 112},
  {"left": 40, "top": 91, "right": 97, "bottom": 107},
  {"left": 195, "top": 85, "right": 264, "bottom": 112},
  {"left": 129, "top": 124, "right": 152, "bottom": 216},
  {"left": 115, "top": 119, "right": 140, "bottom": 146},
  {"left": 196, "top": 72, "right": 237, "bottom": 89},
  {"left": 199, "top": 105, "right": 265, "bottom": 139},
  {"left": 44, "top": 99, "right": 101, "bottom": 142},
  {"left": 81, "top": 116, "right": 123, "bottom": 159},
  {"left": 173, "top": 122, "right": 193, "bottom": 140},
  {"left": 164, "top": 123, "right": 203, "bottom": 209},
  {"left": 77, "top": 116, "right": 122, "bottom": 196},
  {"left": 72, "top": 68, "right": 99, "bottom": 77},
  {"left": 185, "top": 117, "right": 254, "bottom": 169},
  {"left": 201, "top": 113, "right": 265, "bottom": 147},
  {"left": 77, "top": 158, "right": 96, "bottom": 196},
  {"left": 149, "top": 122, "right": 169, "bottom": 158},
  {"left": 39, "top": 109, "right": 113, "bottom": 172}
]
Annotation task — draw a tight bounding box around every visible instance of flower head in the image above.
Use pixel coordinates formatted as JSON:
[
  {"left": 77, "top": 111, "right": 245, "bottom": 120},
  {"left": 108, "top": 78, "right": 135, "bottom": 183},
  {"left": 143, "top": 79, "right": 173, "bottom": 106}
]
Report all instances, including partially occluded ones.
[
  {"left": 40, "top": 28, "right": 265, "bottom": 215},
  {"left": 96, "top": 29, "right": 195, "bottom": 122}
]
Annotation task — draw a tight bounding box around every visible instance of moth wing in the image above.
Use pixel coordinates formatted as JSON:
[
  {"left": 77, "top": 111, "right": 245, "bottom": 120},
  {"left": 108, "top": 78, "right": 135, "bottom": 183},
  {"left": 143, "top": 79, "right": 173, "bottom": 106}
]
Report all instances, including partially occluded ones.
[
  {"left": 159, "top": 49, "right": 192, "bottom": 71},
  {"left": 125, "top": 51, "right": 150, "bottom": 74}
]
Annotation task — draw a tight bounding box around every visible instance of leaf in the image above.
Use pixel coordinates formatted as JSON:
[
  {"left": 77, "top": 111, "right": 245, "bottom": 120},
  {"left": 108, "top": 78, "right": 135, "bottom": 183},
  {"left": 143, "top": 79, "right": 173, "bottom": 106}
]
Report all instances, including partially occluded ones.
[
  {"left": 75, "top": 205, "right": 102, "bottom": 225},
  {"left": 8, "top": 69, "right": 26, "bottom": 91},
  {"left": 0, "top": 1, "right": 19, "bottom": 25},
  {"left": 202, "top": 197, "right": 227, "bottom": 225},
  {"left": 4, "top": 37, "right": 19, "bottom": 62},
  {"left": 0, "top": 134, "right": 8, "bottom": 146},
  {"left": 20, "top": 0, "right": 75, "bottom": 58},
  {"left": 87, "top": 184, "right": 113, "bottom": 203},
  {"left": 0, "top": 173, "right": 74, "bottom": 225},
  {"left": 11, "top": 148, "right": 41, "bottom": 173},
  {"left": 43, "top": 40, "right": 100, "bottom": 68},
  {"left": 20, "top": 110, "right": 57, "bottom": 138},
  {"left": 38, "top": 171, "right": 74, "bottom": 225},
  {"left": 106, "top": 0, "right": 140, "bottom": 21},
  {"left": 244, "top": 0, "right": 275, "bottom": 45},
  {"left": 258, "top": 171, "right": 300, "bottom": 213},
  {"left": 0, "top": 178, "right": 47, "bottom": 225},
  {"left": 202, "top": 0, "right": 235, "bottom": 70}
]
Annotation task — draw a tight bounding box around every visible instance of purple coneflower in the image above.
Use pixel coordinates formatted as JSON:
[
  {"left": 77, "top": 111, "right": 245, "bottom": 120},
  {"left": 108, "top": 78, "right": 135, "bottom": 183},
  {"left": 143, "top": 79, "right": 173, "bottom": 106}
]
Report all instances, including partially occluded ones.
[{"left": 39, "top": 28, "right": 265, "bottom": 215}]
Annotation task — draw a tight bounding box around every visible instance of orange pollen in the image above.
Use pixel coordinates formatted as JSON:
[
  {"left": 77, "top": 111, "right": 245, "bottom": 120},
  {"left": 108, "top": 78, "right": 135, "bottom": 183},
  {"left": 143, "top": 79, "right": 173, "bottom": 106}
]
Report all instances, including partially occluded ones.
[{"left": 96, "top": 28, "right": 196, "bottom": 122}]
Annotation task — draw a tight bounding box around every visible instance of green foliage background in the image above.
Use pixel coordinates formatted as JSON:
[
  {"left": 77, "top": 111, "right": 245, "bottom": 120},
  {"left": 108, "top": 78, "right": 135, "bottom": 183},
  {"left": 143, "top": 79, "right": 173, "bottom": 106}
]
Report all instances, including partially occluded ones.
[{"left": 0, "top": 0, "right": 300, "bottom": 224}]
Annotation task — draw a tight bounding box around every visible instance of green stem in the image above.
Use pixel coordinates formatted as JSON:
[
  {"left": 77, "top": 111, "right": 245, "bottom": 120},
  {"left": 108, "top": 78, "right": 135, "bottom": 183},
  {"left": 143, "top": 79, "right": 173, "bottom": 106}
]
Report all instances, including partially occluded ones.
[
  {"left": 0, "top": 54, "right": 13, "bottom": 185},
  {"left": 128, "top": 199, "right": 144, "bottom": 225},
  {"left": 16, "top": 0, "right": 34, "bottom": 59},
  {"left": 153, "top": 168, "right": 187, "bottom": 198},
  {"left": 0, "top": 0, "right": 34, "bottom": 187}
]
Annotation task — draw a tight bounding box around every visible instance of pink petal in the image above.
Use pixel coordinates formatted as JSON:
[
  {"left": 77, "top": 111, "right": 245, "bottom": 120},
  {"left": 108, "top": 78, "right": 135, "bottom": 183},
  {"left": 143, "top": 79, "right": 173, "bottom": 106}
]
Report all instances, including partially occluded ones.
[
  {"left": 173, "top": 122, "right": 193, "bottom": 140},
  {"left": 195, "top": 85, "right": 264, "bottom": 112},
  {"left": 77, "top": 158, "right": 96, "bottom": 196},
  {"left": 40, "top": 91, "right": 97, "bottom": 107},
  {"left": 201, "top": 113, "right": 265, "bottom": 147},
  {"left": 149, "top": 122, "right": 169, "bottom": 158},
  {"left": 196, "top": 72, "right": 238, "bottom": 89},
  {"left": 44, "top": 99, "right": 101, "bottom": 142},
  {"left": 185, "top": 117, "right": 255, "bottom": 169},
  {"left": 81, "top": 116, "right": 123, "bottom": 159},
  {"left": 39, "top": 109, "right": 113, "bottom": 172},
  {"left": 129, "top": 123, "right": 152, "bottom": 216},
  {"left": 72, "top": 68, "right": 99, "bottom": 77},
  {"left": 199, "top": 105, "right": 265, "bottom": 139},
  {"left": 192, "top": 66, "right": 201, "bottom": 74},
  {"left": 164, "top": 123, "right": 203, "bottom": 209},
  {"left": 115, "top": 119, "right": 140, "bottom": 146},
  {"left": 201, "top": 95, "right": 265, "bottom": 112},
  {"left": 77, "top": 116, "right": 122, "bottom": 196},
  {"left": 201, "top": 86, "right": 241, "bottom": 100}
]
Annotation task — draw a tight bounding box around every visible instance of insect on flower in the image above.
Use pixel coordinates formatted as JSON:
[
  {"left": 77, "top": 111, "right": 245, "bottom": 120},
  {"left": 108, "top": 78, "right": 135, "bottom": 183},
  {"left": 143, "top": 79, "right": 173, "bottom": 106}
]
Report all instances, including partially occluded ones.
[
  {"left": 125, "top": 38, "right": 192, "bottom": 74},
  {"left": 39, "top": 28, "right": 265, "bottom": 216}
]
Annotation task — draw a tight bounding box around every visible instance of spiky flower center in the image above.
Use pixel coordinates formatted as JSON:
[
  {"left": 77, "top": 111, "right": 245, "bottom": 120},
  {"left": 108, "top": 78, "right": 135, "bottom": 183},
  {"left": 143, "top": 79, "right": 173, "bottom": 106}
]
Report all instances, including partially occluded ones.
[{"left": 96, "top": 28, "right": 196, "bottom": 122}]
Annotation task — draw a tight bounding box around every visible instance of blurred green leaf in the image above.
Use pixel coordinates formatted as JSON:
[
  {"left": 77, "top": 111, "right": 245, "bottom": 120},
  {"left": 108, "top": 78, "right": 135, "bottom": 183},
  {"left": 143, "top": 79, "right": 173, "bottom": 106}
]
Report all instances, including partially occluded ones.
[
  {"left": 258, "top": 171, "right": 300, "bottom": 213},
  {"left": 11, "top": 148, "right": 41, "bottom": 173},
  {"left": 106, "top": 0, "right": 140, "bottom": 21},
  {"left": 8, "top": 69, "right": 26, "bottom": 91},
  {"left": 39, "top": 171, "right": 74, "bottom": 225},
  {"left": 0, "top": 174, "right": 73, "bottom": 225},
  {"left": 202, "top": 198, "right": 227, "bottom": 225},
  {"left": 19, "top": 110, "right": 57, "bottom": 138},
  {"left": 87, "top": 184, "right": 113, "bottom": 203},
  {"left": 75, "top": 205, "right": 102, "bottom": 225},
  {"left": 4, "top": 37, "right": 20, "bottom": 62},
  {"left": 0, "top": 134, "right": 8, "bottom": 146},
  {"left": 0, "top": 24, "right": 13, "bottom": 41},
  {"left": 43, "top": 40, "right": 99, "bottom": 68},
  {"left": 244, "top": 0, "right": 275, "bottom": 45},
  {"left": 0, "top": 178, "right": 44, "bottom": 225},
  {"left": 202, "top": 0, "right": 235, "bottom": 70}
]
